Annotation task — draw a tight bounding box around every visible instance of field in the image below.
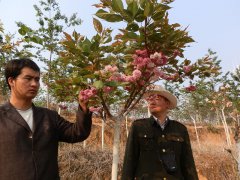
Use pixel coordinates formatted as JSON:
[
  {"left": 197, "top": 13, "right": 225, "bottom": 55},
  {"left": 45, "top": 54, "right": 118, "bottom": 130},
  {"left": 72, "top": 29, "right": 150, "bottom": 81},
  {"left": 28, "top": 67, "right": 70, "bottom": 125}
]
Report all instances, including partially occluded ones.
[{"left": 58, "top": 117, "right": 238, "bottom": 180}]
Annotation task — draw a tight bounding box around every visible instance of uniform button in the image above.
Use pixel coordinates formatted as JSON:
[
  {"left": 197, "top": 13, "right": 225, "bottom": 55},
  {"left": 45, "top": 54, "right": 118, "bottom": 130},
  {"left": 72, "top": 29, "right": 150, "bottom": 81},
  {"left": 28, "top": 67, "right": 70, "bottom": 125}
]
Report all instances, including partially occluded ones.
[
  {"left": 29, "top": 134, "right": 33, "bottom": 139},
  {"left": 163, "top": 178, "right": 167, "bottom": 180},
  {"left": 162, "top": 135, "right": 165, "bottom": 138},
  {"left": 162, "top": 149, "right": 166, "bottom": 152},
  {"left": 144, "top": 135, "right": 147, "bottom": 138}
]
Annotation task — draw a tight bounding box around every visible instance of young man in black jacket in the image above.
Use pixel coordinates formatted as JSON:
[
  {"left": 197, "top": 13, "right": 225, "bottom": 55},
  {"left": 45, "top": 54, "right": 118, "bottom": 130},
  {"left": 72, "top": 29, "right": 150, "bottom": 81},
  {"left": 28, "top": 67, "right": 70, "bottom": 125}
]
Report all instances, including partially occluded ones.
[{"left": 0, "top": 58, "right": 92, "bottom": 180}]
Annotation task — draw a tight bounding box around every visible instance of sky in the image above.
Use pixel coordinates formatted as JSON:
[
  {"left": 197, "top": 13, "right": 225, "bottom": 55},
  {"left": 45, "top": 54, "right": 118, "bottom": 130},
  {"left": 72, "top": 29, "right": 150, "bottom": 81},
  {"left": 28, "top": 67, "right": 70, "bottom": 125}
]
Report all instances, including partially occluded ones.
[{"left": 0, "top": 0, "right": 239, "bottom": 73}]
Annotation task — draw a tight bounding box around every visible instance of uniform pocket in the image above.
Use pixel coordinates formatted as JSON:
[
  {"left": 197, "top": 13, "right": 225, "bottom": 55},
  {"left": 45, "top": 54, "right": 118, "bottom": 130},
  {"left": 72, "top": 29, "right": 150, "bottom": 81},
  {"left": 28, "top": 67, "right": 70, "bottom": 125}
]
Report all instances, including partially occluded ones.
[
  {"left": 166, "top": 134, "right": 184, "bottom": 154},
  {"left": 166, "top": 134, "right": 184, "bottom": 142},
  {"left": 138, "top": 133, "right": 154, "bottom": 151}
]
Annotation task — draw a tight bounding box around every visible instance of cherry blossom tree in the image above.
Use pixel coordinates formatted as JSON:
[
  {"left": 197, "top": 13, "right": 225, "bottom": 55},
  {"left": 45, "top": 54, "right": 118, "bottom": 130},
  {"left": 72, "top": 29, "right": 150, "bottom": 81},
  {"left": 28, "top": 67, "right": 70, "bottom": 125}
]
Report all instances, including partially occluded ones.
[{"left": 48, "top": 0, "right": 220, "bottom": 179}]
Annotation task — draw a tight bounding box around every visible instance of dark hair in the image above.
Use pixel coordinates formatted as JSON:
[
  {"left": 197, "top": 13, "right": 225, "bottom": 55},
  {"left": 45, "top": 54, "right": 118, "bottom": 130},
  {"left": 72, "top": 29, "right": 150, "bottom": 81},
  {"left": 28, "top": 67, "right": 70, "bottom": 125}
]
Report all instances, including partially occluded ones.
[{"left": 5, "top": 58, "right": 40, "bottom": 89}]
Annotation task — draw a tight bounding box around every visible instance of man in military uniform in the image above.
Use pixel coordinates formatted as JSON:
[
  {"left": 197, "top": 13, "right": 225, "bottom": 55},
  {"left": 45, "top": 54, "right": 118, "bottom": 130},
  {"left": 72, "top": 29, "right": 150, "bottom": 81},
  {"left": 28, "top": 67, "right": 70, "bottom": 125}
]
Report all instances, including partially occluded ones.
[{"left": 122, "top": 86, "right": 198, "bottom": 180}]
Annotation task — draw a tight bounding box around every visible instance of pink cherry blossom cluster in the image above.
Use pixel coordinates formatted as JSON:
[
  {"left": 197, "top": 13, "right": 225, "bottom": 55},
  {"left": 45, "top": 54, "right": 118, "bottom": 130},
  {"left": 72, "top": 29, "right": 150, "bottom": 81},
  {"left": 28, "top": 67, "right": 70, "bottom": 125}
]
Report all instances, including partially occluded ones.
[
  {"left": 104, "top": 65, "right": 118, "bottom": 73},
  {"left": 150, "top": 52, "right": 168, "bottom": 66},
  {"left": 59, "top": 104, "right": 67, "bottom": 110},
  {"left": 103, "top": 86, "right": 114, "bottom": 93},
  {"left": 132, "top": 50, "right": 168, "bottom": 70},
  {"left": 121, "top": 69, "right": 142, "bottom": 82},
  {"left": 183, "top": 66, "right": 192, "bottom": 73},
  {"left": 101, "top": 49, "right": 183, "bottom": 85},
  {"left": 89, "top": 106, "right": 102, "bottom": 113},
  {"left": 185, "top": 85, "right": 197, "bottom": 92},
  {"left": 79, "top": 88, "right": 97, "bottom": 101},
  {"left": 106, "top": 68, "right": 142, "bottom": 83},
  {"left": 131, "top": 49, "right": 175, "bottom": 82}
]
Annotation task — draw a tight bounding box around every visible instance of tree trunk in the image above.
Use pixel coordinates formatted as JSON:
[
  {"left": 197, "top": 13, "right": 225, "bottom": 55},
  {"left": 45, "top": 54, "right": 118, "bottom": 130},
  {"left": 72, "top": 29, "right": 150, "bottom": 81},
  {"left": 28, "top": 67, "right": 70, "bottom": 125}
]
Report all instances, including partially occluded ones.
[
  {"left": 148, "top": 107, "right": 151, "bottom": 117},
  {"left": 102, "top": 119, "right": 105, "bottom": 150},
  {"left": 190, "top": 114, "right": 200, "bottom": 148},
  {"left": 216, "top": 110, "right": 221, "bottom": 125},
  {"left": 46, "top": 87, "right": 50, "bottom": 108},
  {"left": 221, "top": 108, "right": 232, "bottom": 147},
  {"left": 236, "top": 140, "right": 240, "bottom": 177},
  {"left": 111, "top": 117, "right": 121, "bottom": 180},
  {"left": 125, "top": 116, "right": 129, "bottom": 137}
]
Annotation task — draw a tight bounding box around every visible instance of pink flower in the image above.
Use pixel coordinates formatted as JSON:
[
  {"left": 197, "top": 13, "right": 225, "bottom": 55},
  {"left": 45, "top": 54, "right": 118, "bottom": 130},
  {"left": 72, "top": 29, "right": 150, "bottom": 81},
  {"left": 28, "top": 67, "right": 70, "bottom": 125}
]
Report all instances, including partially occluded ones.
[
  {"left": 125, "top": 86, "right": 132, "bottom": 91},
  {"left": 150, "top": 52, "right": 168, "bottom": 66},
  {"left": 185, "top": 85, "right": 197, "bottom": 92},
  {"left": 103, "top": 86, "right": 114, "bottom": 93},
  {"left": 135, "top": 49, "right": 148, "bottom": 57},
  {"left": 150, "top": 75, "right": 159, "bottom": 82},
  {"left": 125, "top": 76, "right": 136, "bottom": 82},
  {"left": 153, "top": 68, "right": 164, "bottom": 77},
  {"left": 183, "top": 66, "right": 191, "bottom": 73},
  {"left": 165, "top": 75, "right": 175, "bottom": 81},
  {"left": 89, "top": 106, "right": 101, "bottom": 113},
  {"left": 138, "top": 80, "right": 146, "bottom": 86},
  {"left": 104, "top": 65, "right": 118, "bottom": 72},
  {"left": 132, "top": 69, "right": 142, "bottom": 79},
  {"left": 109, "top": 72, "right": 124, "bottom": 82},
  {"left": 146, "top": 62, "right": 155, "bottom": 69},
  {"left": 142, "top": 71, "right": 152, "bottom": 78},
  {"left": 173, "top": 50, "right": 181, "bottom": 57},
  {"left": 150, "top": 52, "right": 162, "bottom": 60},
  {"left": 132, "top": 57, "right": 150, "bottom": 69},
  {"left": 79, "top": 88, "right": 97, "bottom": 101}
]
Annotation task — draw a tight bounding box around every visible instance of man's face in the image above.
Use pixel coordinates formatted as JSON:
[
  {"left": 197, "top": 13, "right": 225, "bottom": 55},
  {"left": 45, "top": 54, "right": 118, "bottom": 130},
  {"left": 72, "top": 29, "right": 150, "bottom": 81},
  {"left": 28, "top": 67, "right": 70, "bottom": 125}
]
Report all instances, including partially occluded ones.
[
  {"left": 145, "top": 93, "right": 170, "bottom": 114},
  {"left": 8, "top": 67, "right": 40, "bottom": 100}
]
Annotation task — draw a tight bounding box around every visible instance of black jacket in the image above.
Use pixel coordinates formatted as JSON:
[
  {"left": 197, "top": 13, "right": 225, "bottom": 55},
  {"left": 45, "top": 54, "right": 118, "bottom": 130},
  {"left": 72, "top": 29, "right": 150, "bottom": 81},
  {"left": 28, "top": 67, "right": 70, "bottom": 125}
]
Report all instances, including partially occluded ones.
[
  {"left": 0, "top": 102, "right": 92, "bottom": 180},
  {"left": 122, "top": 117, "right": 198, "bottom": 180}
]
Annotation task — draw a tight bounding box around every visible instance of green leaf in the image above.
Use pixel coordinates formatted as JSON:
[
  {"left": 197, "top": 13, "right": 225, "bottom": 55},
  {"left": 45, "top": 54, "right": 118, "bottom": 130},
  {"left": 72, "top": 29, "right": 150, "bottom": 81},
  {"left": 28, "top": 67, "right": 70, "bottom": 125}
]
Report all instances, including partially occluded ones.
[
  {"left": 152, "top": 11, "right": 165, "bottom": 21},
  {"left": 144, "top": 1, "right": 153, "bottom": 17},
  {"left": 18, "top": 28, "right": 26, "bottom": 35},
  {"left": 105, "top": 81, "right": 118, "bottom": 87},
  {"left": 155, "top": 4, "right": 171, "bottom": 12},
  {"left": 93, "top": 80, "right": 104, "bottom": 89},
  {"left": 134, "top": 9, "right": 145, "bottom": 22},
  {"left": 95, "top": 9, "right": 123, "bottom": 22},
  {"left": 31, "top": 36, "right": 43, "bottom": 45},
  {"left": 112, "top": 0, "right": 124, "bottom": 13},
  {"left": 126, "top": 22, "right": 139, "bottom": 32},
  {"left": 139, "top": 0, "right": 146, "bottom": 9},
  {"left": 135, "top": 15, "right": 145, "bottom": 22},
  {"left": 123, "top": 32, "right": 138, "bottom": 39},
  {"left": 72, "top": 30, "right": 79, "bottom": 41},
  {"left": 126, "top": 0, "right": 133, "bottom": 5},
  {"left": 90, "top": 41, "right": 100, "bottom": 51},
  {"left": 121, "top": 9, "right": 134, "bottom": 22},
  {"left": 103, "top": 36, "right": 112, "bottom": 44},
  {"left": 93, "top": 18, "right": 103, "bottom": 34},
  {"left": 82, "top": 38, "right": 91, "bottom": 53},
  {"left": 127, "top": 1, "right": 139, "bottom": 17},
  {"left": 18, "top": 25, "right": 30, "bottom": 36}
]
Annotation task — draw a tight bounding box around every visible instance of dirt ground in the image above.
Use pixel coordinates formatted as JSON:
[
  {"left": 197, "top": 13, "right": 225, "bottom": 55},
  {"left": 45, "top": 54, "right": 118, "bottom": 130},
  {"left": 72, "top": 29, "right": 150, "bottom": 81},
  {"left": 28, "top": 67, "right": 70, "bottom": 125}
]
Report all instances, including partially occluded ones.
[{"left": 59, "top": 117, "right": 239, "bottom": 180}]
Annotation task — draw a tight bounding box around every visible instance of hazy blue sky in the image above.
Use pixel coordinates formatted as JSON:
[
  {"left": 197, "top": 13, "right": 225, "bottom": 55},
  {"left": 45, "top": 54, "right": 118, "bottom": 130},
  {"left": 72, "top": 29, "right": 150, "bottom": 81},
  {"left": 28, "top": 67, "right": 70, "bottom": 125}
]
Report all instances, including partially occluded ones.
[{"left": 0, "top": 0, "right": 239, "bottom": 73}]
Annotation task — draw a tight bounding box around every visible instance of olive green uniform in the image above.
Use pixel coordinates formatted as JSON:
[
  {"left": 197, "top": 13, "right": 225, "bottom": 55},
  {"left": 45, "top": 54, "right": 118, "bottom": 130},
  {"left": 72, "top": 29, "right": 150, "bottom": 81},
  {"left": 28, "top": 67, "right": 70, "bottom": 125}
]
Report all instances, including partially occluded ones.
[{"left": 122, "top": 117, "right": 198, "bottom": 180}]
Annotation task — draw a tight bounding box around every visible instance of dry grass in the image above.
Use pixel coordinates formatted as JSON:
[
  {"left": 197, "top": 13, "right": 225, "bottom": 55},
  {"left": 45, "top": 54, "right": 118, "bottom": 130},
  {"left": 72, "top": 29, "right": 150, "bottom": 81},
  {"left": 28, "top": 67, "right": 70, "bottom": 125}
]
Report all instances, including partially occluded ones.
[
  {"left": 59, "top": 144, "right": 117, "bottom": 180},
  {"left": 57, "top": 118, "right": 239, "bottom": 180}
]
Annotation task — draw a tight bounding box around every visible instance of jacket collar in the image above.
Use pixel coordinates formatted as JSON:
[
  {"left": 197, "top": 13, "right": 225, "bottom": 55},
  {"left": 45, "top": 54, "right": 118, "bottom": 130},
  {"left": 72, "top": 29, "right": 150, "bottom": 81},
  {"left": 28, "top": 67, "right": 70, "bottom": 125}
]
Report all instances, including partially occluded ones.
[
  {"left": 3, "top": 102, "right": 36, "bottom": 131},
  {"left": 150, "top": 115, "right": 170, "bottom": 129}
]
